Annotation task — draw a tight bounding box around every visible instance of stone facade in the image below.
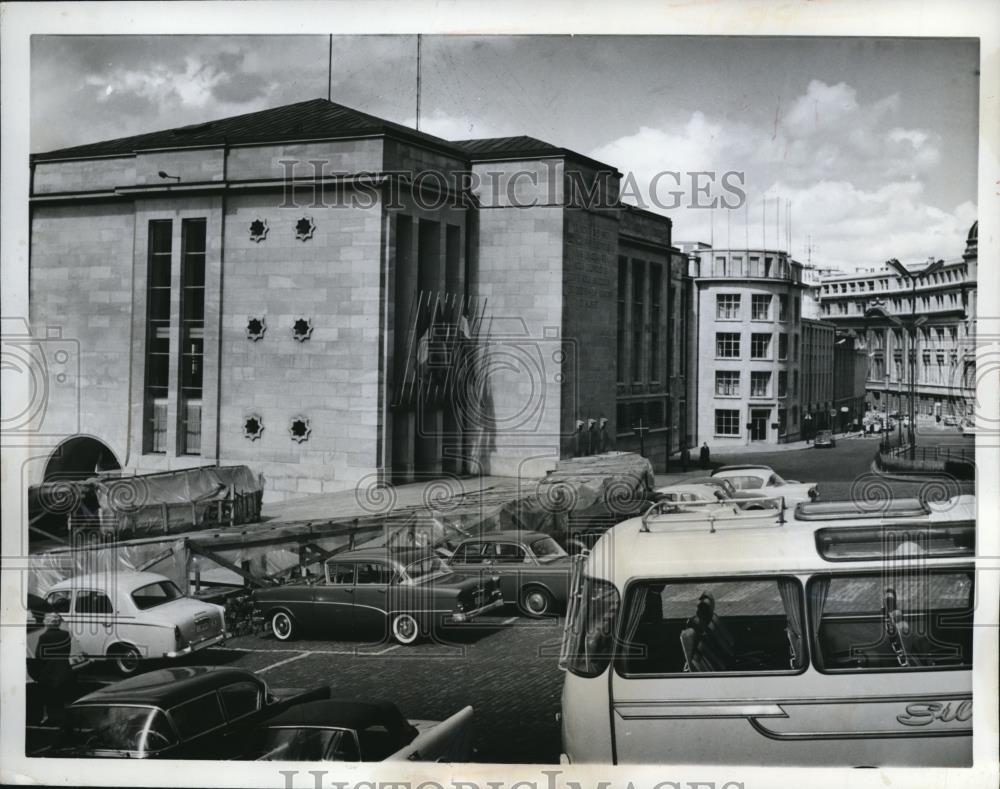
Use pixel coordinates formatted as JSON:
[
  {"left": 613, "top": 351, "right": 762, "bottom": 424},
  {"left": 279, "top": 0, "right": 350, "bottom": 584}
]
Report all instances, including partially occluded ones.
[
  {"left": 687, "top": 247, "right": 807, "bottom": 447},
  {"left": 816, "top": 223, "right": 978, "bottom": 421},
  {"left": 28, "top": 100, "right": 692, "bottom": 497}
]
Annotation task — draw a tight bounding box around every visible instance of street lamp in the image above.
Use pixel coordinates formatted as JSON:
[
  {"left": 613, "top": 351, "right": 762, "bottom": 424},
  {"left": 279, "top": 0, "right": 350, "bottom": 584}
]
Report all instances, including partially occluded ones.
[{"left": 885, "top": 258, "right": 943, "bottom": 459}]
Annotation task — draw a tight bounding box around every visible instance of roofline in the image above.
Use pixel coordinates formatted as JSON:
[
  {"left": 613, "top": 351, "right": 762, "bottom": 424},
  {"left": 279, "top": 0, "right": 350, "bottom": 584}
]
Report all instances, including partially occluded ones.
[{"left": 460, "top": 144, "right": 620, "bottom": 175}]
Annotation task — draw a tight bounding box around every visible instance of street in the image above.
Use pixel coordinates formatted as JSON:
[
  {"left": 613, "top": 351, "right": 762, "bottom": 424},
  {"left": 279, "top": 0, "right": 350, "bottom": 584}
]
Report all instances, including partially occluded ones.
[
  {"left": 28, "top": 433, "right": 976, "bottom": 764},
  {"left": 691, "top": 429, "right": 975, "bottom": 501}
]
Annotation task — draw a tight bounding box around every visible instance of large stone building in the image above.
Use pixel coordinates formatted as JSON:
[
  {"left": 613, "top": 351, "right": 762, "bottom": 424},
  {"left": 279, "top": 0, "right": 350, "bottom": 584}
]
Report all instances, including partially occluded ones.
[
  {"left": 28, "top": 98, "right": 693, "bottom": 499},
  {"left": 800, "top": 318, "right": 836, "bottom": 436},
  {"left": 816, "top": 223, "right": 978, "bottom": 422},
  {"left": 685, "top": 246, "right": 808, "bottom": 446}
]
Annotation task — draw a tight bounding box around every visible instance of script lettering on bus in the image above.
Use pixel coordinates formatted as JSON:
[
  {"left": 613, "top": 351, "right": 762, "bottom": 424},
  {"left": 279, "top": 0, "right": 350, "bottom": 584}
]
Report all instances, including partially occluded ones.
[{"left": 896, "top": 699, "right": 972, "bottom": 727}]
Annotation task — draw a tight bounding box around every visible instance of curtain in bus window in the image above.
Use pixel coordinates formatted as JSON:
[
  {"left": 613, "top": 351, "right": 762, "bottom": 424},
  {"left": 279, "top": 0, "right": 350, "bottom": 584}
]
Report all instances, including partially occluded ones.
[
  {"left": 808, "top": 577, "right": 830, "bottom": 669},
  {"left": 778, "top": 578, "right": 803, "bottom": 669},
  {"left": 621, "top": 587, "right": 652, "bottom": 644}
]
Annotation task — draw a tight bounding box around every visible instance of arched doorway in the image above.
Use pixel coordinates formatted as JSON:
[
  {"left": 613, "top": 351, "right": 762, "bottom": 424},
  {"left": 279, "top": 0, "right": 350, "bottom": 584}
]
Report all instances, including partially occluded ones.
[{"left": 43, "top": 435, "right": 121, "bottom": 481}]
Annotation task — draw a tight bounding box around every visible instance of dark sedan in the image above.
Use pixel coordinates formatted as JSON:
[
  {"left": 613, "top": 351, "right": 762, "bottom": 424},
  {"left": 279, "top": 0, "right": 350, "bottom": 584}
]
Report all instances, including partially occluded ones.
[
  {"left": 813, "top": 429, "right": 836, "bottom": 448},
  {"left": 39, "top": 666, "right": 328, "bottom": 759},
  {"left": 252, "top": 547, "right": 503, "bottom": 645},
  {"left": 248, "top": 699, "right": 473, "bottom": 762},
  {"left": 445, "top": 530, "right": 571, "bottom": 617}
]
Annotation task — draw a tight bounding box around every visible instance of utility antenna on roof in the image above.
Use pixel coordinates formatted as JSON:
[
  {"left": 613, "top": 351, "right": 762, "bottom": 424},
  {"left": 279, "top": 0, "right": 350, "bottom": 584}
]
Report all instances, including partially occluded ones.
[
  {"left": 327, "top": 35, "right": 333, "bottom": 101},
  {"left": 415, "top": 34, "right": 422, "bottom": 131}
]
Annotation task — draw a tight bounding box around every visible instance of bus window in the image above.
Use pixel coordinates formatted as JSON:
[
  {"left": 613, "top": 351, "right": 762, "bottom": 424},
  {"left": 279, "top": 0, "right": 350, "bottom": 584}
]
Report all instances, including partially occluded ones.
[
  {"left": 809, "top": 570, "right": 973, "bottom": 672},
  {"left": 616, "top": 577, "right": 806, "bottom": 675},
  {"left": 561, "top": 576, "right": 620, "bottom": 677}
]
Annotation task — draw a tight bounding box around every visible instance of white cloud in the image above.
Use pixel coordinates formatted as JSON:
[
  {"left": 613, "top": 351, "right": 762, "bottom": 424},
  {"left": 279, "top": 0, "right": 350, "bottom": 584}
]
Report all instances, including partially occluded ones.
[
  {"left": 588, "top": 80, "right": 971, "bottom": 271},
  {"left": 400, "top": 108, "right": 518, "bottom": 141}
]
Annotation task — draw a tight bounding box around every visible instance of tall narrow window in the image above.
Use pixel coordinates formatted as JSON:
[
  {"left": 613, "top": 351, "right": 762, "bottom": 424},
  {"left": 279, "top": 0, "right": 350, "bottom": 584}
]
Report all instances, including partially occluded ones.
[
  {"left": 178, "top": 219, "right": 206, "bottom": 455},
  {"left": 649, "top": 262, "right": 662, "bottom": 382},
  {"left": 631, "top": 260, "right": 645, "bottom": 382},
  {"left": 144, "top": 220, "right": 172, "bottom": 453},
  {"left": 616, "top": 258, "right": 627, "bottom": 383}
]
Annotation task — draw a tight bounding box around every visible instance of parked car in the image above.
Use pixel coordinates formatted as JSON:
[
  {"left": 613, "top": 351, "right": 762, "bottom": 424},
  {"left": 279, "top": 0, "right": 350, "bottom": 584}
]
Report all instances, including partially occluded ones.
[
  {"left": 252, "top": 547, "right": 503, "bottom": 645},
  {"left": 662, "top": 476, "right": 771, "bottom": 502},
  {"left": 813, "top": 429, "right": 836, "bottom": 448},
  {"left": 42, "top": 572, "right": 226, "bottom": 675},
  {"left": 653, "top": 483, "right": 729, "bottom": 503},
  {"left": 711, "top": 464, "right": 818, "bottom": 502},
  {"left": 652, "top": 484, "right": 783, "bottom": 518},
  {"left": 248, "top": 699, "right": 473, "bottom": 762},
  {"left": 41, "top": 666, "right": 329, "bottom": 759},
  {"left": 445, "top": 530, "right": 571, "bottom": 618}
]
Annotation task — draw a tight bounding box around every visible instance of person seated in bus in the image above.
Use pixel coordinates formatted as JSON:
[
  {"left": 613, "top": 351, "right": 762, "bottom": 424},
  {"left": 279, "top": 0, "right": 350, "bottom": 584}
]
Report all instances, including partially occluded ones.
[
  {"left": 696, "top": 592, "right": 737, "bottom": 654},
  {"left": 681, "top": 590, "right": 768, "bottom": 672},
  {"left": 680, "top": 616, "right": 729, "bottom": 672}
]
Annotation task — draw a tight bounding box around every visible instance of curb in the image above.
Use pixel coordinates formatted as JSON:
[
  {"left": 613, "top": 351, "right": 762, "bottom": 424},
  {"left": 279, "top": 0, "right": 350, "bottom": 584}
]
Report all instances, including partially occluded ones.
[{"left": 866, "top": 460, "right": 972, "bottom": 484}]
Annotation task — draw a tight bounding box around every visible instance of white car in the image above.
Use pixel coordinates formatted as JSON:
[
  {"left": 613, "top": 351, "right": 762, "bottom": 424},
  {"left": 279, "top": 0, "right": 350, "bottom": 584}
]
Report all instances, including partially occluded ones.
[
  {"left": 711, "top": 464, "right": 818, "bottom": 503},
  {"left": 653, "top": 483, "right": 730, "bottom": 503},
  {"left": 43, "top": 571, "right": 226, "bottom": 675}
]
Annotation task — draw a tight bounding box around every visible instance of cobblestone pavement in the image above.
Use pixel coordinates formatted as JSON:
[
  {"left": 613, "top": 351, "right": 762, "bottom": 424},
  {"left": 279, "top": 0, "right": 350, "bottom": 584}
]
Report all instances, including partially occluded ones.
[
  {"left": 205, "top": 614, "right": 566, "bottom": 763},
  {"left": 28, "top": 613, "right": 567, "bottom": 762}
]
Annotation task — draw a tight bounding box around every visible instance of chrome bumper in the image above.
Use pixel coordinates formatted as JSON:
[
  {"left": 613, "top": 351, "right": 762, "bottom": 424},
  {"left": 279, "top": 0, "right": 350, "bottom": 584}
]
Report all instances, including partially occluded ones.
[
  {"left": 448, "top": 597, "right": 504, "bottom": 623},
  {"left": 164, "top": 631, "right": 227, "bottom": 658}
]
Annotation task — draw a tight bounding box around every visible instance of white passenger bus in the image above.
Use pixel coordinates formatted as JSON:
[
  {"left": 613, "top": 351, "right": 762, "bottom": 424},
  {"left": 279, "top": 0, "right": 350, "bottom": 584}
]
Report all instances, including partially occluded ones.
[{"left": 559, "top": 496, "right": 975, "bottom": 766}]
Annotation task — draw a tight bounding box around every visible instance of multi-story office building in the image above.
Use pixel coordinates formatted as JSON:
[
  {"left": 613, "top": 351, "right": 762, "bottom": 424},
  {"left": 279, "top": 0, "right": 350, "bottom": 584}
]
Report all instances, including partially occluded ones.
[
  {"left": 800, "top": 318, "right": 836, "bottom": 436},
  {"left": 687, "top": 247, "right": 808, "bottom": 446},
  {"left": 28, "top": 98, "right": 694, "bottom": 498},
  {"left": 816, "top": 222, "right": 978, "bottom": 421}
]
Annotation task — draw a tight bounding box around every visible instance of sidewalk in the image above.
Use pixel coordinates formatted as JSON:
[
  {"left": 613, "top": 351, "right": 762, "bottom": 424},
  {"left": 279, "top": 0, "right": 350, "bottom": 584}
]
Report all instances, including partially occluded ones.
[{"left": 701, "top": 430, "right": 883, "bottom": 456}]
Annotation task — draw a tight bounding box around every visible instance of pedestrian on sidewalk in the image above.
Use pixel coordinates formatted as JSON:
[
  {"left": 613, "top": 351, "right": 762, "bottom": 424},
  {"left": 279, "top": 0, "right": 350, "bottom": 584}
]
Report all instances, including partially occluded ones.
[
  {"left": 680, "top": 443, "right": 691, "bottom": 472},
  {"left": 37, "top": 613, "right": 74, "bottom": 728},
  {"left": 699, "top": 442, "right": 711, "bottom": 470}
]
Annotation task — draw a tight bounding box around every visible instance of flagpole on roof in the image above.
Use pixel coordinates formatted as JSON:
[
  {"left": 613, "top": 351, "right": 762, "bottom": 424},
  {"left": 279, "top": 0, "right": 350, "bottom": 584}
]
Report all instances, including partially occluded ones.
[{"left": 327, "top": 35, "right": 333, "bottom": 101}]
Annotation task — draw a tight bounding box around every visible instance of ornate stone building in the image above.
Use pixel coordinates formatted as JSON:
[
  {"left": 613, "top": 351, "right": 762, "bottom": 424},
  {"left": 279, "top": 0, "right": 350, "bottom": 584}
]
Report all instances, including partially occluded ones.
[{"left": 816, "top": 223, "right": 978, "bottom": 421}]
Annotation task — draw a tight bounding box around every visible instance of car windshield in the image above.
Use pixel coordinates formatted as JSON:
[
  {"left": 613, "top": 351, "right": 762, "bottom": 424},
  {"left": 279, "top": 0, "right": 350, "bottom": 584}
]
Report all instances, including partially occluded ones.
[
  {"left": 254, "top": 727, "right": 359, "bottom": 762},
  {"left": 530, "top": 537, "right": 567, "bottom": 562},
  {"left": 403, "top": 556, "right": 452, "bottom": 583},
  {"left": 131, "top": 580, "right": 184, "bottom": 610},
  {"left": 68, "top": 705, "right": 177, "bottom": 755}
]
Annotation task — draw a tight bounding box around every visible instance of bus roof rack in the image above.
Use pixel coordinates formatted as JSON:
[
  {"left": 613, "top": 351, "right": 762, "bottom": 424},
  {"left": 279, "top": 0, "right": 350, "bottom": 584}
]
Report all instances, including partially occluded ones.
[
  {"left": 640, "top": 496, "right": 786, "bottom": 533},
  {"left": 794, "top": 498, "right": 929, "bottom": 522}
]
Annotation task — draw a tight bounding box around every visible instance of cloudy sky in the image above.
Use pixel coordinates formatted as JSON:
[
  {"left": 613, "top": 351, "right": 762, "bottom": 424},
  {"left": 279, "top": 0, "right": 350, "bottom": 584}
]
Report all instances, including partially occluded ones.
[{"left": 31, "top": 35, "right": 979, "bottom": 271}]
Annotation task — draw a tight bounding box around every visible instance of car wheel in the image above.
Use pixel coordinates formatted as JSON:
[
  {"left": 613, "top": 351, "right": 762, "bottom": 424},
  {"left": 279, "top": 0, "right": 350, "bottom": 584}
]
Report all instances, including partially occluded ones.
[
  {"left": 111, "top": 644, "right": 142, "bottom": 676},
  {"left": 270, "top": 611, "right": 295, "bottom": 642},
  {"left": 521, "top": 587, "right": 554, "bottom": 618},
  {"left": 391, "top": 613, "right": 420, "bottom": 645}
]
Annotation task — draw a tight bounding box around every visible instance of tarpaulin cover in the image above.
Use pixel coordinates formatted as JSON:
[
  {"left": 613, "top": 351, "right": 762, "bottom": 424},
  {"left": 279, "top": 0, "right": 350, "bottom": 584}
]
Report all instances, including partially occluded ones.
[
  {"left": 93, "top": 465, "right": 262, "bottom": 538},
  {"left": 28, "top": 466, "right": 263, "bottom": 543},
  {"left": 28, "top": 454, "right": 653, "bottom": 594},
  {"left": 28, "top": 537, "right": 188, "bottom": 596}
]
